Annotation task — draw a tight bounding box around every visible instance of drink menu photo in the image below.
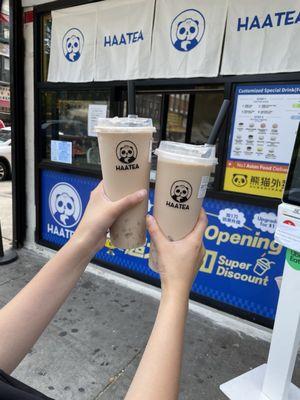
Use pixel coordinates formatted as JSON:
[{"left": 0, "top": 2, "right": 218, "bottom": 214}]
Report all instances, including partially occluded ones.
[{"left": 224, "top": 84, "right": 300, "bottom": 199}]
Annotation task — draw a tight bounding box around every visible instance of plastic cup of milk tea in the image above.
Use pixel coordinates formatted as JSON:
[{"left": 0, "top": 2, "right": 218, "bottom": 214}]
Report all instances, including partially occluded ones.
[
  {"left": 96, "top": 116, "right": 155, "bottom": 249},
  {"left": 149, "top": 141, "right": 218, "bottom": 271}
]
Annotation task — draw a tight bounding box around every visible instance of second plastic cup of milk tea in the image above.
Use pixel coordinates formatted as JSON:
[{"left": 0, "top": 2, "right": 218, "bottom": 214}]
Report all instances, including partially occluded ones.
[
  {"left": 96, "top": 116, "right": 155, "bottom": 249},
  {"left": 149, "top": 141, "right": 218, "bottom": 271}
]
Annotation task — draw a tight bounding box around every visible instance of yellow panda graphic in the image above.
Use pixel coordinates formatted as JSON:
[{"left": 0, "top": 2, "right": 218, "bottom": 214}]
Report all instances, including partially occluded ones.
[{"left": 232, "top": 174, "right": 248, "bottom": 188}]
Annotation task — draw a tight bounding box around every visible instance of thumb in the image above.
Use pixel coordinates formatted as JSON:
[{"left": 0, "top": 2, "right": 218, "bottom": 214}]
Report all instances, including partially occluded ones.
[
  {"left": 113, "top": 189, "right": 147, "bottom": 216},
  {"left": 146, "top": 215, "right": 168, "bottom": 250}
]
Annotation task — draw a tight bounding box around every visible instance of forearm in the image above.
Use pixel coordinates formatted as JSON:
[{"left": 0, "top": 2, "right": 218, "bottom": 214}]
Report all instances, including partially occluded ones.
[
  {"left": 0, "top": 236, "right": 94, "bottom": 374},
  {"left": 125, "top": 289, "right": 189, "bottom": 400}
]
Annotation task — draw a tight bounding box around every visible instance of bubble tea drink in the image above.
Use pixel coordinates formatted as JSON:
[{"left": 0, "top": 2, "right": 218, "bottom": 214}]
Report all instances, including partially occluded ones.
[
  {"left": 96, "top": 117, "right": 155, "bottom": 249},
  {"left": 149, "top": 141, "right": 218, "bottom": 271}
]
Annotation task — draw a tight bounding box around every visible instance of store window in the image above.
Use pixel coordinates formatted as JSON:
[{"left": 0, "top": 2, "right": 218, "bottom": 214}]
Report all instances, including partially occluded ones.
[
  {"left": 40, "top": 90, "right": 109, "bottom": 169},
  {"left": 166, "top": 94, "right": 189, "bottom": 143},
  {"left": 136, "top": 93, "right": 163, "bottom": 171},
  {"left": 191, "top": 90, "right": 224, "bottom": 145},
  {"left": 136, "top": 93, "right": 161, "bottom": 146}
]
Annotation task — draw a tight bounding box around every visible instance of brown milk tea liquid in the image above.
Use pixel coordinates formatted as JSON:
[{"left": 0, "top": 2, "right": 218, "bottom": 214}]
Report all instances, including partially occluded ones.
[{"left": 98, "top": 125, "right": 154, "bottom": 249}]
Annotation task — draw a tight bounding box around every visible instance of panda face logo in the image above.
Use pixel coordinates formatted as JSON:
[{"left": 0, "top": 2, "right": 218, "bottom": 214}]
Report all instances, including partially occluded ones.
[
  {"left": 116, "top": 141, "right": 138, "bottom": 164},
  {"left": 170, "top": 180, "right": 193, "bottom": 203},
  {"left": 232, "top": 174, "right": 248, "bottom": 188},
  {"left": 55, "top": 193, "right": 75, "bottom": 224},
  {"left": 177, "top": 19, "right": 199, "bottom": 43},
  {"left": 62, "top": 28, "right": 84, "bottom": 62},
  {"left": 49, "top": 183, "right": 82, "bottom": 228},
  {"left": 171, "top": 9, "right": 205, "bottom": 52}
]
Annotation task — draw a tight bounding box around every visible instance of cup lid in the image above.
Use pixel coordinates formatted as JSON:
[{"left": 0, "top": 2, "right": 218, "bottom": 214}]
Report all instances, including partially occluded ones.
[
  {"left": 155, "top": 141, "right": 218, "bottom": 165},
  {"left": 96, "top": 115, "right": 156, "bottom": 133}
]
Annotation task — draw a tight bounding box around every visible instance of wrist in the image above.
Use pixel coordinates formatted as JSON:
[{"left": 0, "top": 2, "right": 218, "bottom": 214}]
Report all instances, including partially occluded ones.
[
  {"left": 161, "top": 284, "right": 190, "bottom": 304},
  {"left": 69, "top": 232, "right": 101, "bottom": 258}
]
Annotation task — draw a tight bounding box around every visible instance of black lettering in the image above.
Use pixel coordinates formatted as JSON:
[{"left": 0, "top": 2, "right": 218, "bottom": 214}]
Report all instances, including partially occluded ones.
[
  {"left": 166, "top": 201, "right": 189, "bottom": 210},
  {"left": 116, "top": 164, "right": 140, "bottom": 171}
]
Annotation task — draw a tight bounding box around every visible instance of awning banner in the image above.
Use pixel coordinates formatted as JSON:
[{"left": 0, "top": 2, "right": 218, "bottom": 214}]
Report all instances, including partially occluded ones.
[
  {"left": 95, "top": 0, "right": 155, "bottom": 81},
  {"left": 48, "top": 4, "right": 97, "bottom": 82},
  {"left": 150, "top": 0, "right": 228, "bottom": 78},
  {"left": 221, "top": 0, "right": 300, "bottom": 75}
]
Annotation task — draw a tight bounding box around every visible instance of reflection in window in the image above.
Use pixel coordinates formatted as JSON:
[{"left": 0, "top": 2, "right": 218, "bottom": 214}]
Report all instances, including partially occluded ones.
[
  {"left": 191, "top": 91, "right": 223, "bottom": 145},
  {"left": 42, "top": 14, "right": 52, "bottom": 81},
  {"left": 166, "top": 94, "right": 189, "bottom": 143},
  {"left": 41, "top": 91, "right": 109, "bottom": 169}
]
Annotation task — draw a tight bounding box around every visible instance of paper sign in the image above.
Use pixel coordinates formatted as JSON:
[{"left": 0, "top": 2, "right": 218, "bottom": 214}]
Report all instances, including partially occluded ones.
[
  {"left": 51, "top": 140, "right": 72, "bottom": 164},
  {"left": 88, "top": 104, "right": 108, "bottom": 137}
]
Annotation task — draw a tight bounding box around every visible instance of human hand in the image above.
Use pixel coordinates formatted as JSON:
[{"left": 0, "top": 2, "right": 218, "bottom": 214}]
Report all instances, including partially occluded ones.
[
  {"left": 72, "top": 182, "right": 147, "bottom": 255},
  {"left": 147, "top": 209, "right": 207, "bottom": 298}
]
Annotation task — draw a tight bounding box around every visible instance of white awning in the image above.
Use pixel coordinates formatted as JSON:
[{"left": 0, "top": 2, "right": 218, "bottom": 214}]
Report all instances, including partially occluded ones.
[{"left": 22, "top": 0, "right": 56, "bottom": 7}]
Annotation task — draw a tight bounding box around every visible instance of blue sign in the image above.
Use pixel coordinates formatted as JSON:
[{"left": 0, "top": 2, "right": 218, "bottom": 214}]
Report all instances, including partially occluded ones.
[
  {"left": 170, "top": 9, "right": 205, "bottom": 52},
  {"left": 62, "top": 28, "right": 84, "bottom": 62},
  {"left": 41, "top": 170, "right": 286, "bottom": 320},
  {"left": 195, "top": 200, "right": 285, "bottom": 320}
]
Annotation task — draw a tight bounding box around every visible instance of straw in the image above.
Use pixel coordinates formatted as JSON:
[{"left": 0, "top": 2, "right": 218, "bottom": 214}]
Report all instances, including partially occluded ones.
[{"left": 207, "top": 99, "right": 230, "bottom": 145}]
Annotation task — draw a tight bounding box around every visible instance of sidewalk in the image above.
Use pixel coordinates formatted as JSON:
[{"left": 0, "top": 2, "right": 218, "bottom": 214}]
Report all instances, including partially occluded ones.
[{"left": 0, "top": 249, "right": 299, "bottom": 400}]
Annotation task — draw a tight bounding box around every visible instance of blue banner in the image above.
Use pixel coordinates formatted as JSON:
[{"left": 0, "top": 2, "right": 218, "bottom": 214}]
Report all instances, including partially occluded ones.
[{"left": 41, "top": 169, "right": 286, "bottom": 320}]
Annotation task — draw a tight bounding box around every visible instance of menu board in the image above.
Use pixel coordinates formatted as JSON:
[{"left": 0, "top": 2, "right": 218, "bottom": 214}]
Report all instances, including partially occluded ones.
[{"left": 224, "top": 84, "right": 300, "bottom": 199}]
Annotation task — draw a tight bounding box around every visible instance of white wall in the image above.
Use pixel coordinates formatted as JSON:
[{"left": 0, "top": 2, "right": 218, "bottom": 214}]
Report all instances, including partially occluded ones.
[{"left": 23, "top": 9, "right": 36, "bottom": 244}]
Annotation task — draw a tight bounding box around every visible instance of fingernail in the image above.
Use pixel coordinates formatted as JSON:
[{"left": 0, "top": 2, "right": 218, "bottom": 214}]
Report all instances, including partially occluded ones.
[
  {"left": 137, "top": 189, "right": 147, "bottom": 199},
  {"left": 146, "top": 214, "right": 154, "bottom": 225}
]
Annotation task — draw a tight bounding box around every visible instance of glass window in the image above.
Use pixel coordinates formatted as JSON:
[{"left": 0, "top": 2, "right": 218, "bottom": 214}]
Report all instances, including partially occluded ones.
[
  {"left": 4, "top": 57, "right": 9, "bottom": 71},
  {"left": 41, "top": 14, "right": 52, "bottom": 81},
  {"left": 166, "top": 94, "right": 189, "bottom": 143},
  {"left": 0, "top": 56, "right": 9, "bottom": 82},
  {"left": 136, "top": 93, "right": 162, "bottom": 150},
  {"left": 0, "top": 128, "right": 11, "bottom": 143},
  {"left": 3, "top": 27, "right": 9, "bottom": 40},
  {"left": 191, "top": 90, "right": 224, "bottom": 145},
  {"left": 122, "top": 93, "right": 163, "bottom": 172},
  {"left": 40, "top": 90, "right": 110, "bottom": 170}
]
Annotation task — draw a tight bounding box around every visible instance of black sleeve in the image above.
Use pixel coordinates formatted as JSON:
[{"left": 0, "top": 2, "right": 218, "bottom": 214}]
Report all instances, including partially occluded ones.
[{"left": 0, "top": 369, "right": 53, "bottom": 400}]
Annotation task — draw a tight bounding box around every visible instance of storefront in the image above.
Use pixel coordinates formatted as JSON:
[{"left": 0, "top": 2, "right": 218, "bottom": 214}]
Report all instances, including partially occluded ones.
[{"left": 21, "top": 0, "right": 300, "bottom": 328}]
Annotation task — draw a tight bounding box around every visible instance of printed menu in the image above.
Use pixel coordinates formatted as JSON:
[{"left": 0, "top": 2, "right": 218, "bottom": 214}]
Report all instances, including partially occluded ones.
[{"left": 224, "top": 84, "right": 300, "bottom": 199}]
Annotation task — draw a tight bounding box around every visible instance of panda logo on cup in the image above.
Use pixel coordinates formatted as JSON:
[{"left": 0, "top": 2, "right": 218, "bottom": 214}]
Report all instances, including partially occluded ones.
[
  {"left": 62, "top": 28, "right": 84, "bottom": 62},
  {"left": 167, "top": 180, "right": 193, "bottom": 210},
  {"left": 115, "top": 141, "right": 139, "bottom": 171}
]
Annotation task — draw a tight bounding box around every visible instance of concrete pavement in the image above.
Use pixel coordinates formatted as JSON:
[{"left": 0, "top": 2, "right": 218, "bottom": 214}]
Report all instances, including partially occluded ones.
[{"left": 0, "top": 248, "right": 299, "bottom": 399}]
